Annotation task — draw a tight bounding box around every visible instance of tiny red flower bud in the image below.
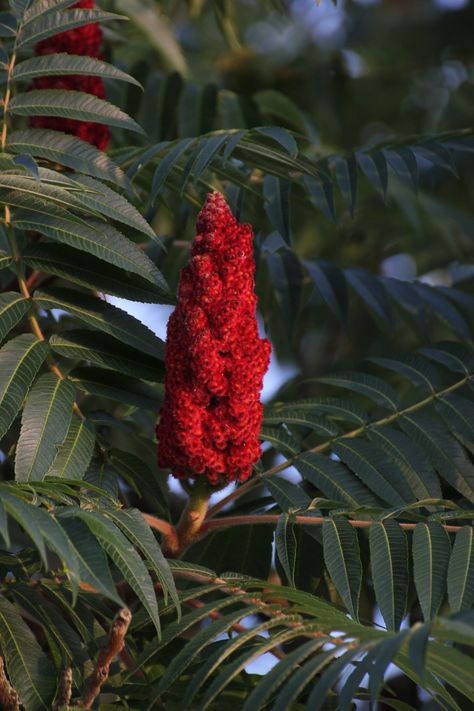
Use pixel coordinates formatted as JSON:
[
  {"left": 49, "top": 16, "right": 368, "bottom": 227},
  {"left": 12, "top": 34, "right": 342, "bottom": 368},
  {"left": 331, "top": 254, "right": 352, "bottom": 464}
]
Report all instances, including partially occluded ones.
[
  {"left": 30, "top": 0, "right": 110, "bottom": 151},
  {"left": 156, "top": 192, "right": 271, "bottom": 485}
]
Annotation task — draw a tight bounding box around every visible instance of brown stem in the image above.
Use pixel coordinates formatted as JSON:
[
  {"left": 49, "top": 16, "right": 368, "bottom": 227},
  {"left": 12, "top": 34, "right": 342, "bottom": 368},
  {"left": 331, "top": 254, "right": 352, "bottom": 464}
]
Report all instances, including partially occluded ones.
[
  {"left": 199, "top": 513, "right": 462, "bottom": 535},
  {"left": 206, "top": 372, "right": 472, "bottom": 519},
  {"left": 76, "top": 608, "right": 132, "bottom": 708},
  {"left": 52, "top": 667, "right": 72, "bottom": 710},
  {"left": 0, "top": 657, "right": 19, "bottom": 711},
  {"left": 174, "top": 479, "right": 211, "bottom": 554}
]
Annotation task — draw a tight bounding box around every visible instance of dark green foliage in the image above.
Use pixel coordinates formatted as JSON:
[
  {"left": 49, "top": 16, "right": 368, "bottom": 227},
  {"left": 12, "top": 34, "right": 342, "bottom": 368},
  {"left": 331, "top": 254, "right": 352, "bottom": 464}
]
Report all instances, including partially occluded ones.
[{"left": 0, "top": 1, "right": 473, "bottom": 709}]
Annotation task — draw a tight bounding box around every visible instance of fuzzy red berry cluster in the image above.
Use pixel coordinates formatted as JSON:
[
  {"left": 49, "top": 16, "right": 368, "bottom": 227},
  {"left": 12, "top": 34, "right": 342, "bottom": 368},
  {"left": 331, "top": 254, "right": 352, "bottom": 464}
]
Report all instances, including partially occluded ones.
[
  {"left": 157, "top": 192, "right": 271, "bottom": 485},
  {"left": 30, "top": 0, "right": 109, "bottom": 150}
]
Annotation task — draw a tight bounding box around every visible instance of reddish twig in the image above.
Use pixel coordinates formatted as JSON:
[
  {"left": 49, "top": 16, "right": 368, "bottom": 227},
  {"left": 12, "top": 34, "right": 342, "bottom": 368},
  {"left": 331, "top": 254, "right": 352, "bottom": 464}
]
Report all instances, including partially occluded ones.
[
  {"left": 199, "top": 513, "right": 462, "bottom": 535},
  {"left": 52, "top": 667, "right": 72, "bottom": 710},
  {"left": 25, "top": 269, "right": 42, "bottom": 291},
  {"left": 0, "top": 657, "right": 19, "bottom": 711},
  {"left": 76, "top": 608, "right": 132, "bottom": 708}
]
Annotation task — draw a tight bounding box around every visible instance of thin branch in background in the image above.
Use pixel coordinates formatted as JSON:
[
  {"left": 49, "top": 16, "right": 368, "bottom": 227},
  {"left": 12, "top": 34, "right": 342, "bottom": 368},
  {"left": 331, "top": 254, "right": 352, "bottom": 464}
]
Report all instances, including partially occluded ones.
[
  {"left": 52, "top": 667, "right": 72, "bottom": 711},
  {"left": 76, "top": 608, "right": 132, "bottom": 709},
  {"left": 0, "top": 656, "right": 20, "bottom": 711},
  {"left": 199, "top": 514, "right": 462, "bottom": 535}
]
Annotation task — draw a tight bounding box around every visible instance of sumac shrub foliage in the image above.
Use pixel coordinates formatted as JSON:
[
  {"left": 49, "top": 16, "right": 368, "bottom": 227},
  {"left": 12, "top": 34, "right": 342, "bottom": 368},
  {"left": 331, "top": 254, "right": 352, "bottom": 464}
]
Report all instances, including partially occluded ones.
[{"left": 0, "top": 1, "right": 474, "bottom": 709}]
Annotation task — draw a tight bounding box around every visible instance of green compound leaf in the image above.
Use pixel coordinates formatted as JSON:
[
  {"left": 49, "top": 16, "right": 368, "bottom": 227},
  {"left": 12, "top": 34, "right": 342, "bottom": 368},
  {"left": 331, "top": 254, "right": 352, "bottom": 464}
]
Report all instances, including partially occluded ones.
[
  {"left": 369, "top": 520, "right": 409, "bottom": 631},
  {"left": 322, "top": 517, "right": 362, "bottom": 621},
  {"left": 413, "top": 522, "right": 451, "bottom": 622},
  {"left": 447, "top": 526, "right": 474, "bottom": 613}
]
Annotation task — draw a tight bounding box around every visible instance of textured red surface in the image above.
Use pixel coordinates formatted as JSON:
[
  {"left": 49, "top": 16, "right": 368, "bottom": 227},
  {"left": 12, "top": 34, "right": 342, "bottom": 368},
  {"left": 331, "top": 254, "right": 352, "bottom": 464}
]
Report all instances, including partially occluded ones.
[
  {"left": 157, "top": 192, "right": 271, "bottom": 485},
  {"left": 30, "top": 0, "right": 110, "bottom": 150}
]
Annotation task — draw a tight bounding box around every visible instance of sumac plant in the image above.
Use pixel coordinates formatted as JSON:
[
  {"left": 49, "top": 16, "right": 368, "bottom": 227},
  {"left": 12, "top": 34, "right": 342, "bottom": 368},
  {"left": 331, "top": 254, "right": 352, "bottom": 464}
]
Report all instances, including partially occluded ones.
[{"left": 0, "top": 1, "right": 473, "bottom": 709}]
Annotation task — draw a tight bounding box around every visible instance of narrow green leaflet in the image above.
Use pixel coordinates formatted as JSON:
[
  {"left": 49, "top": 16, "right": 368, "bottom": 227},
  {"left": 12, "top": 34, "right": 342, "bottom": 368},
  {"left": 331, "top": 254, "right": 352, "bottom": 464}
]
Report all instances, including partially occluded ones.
[
  {"left": 59, "top": 517, "right": 123, "bottom": 607},
  {"left": 277, "top": 396, "right": 366, "bottom": 424},
  {"left": 104, "top": 507, "right": 179, "bottom": 614},
  {"left": 23, "top": 244, "right": 171, "bottom": 304},
  {"left": 356, "top": 150, "right": 388, "bottom": 199},
  {"left": 332, "top": 154, "right": 357, "bottom": 216},
  {"left": 423, "top": 640, "right": 474, "bottom": 704},
  {"left": 108, "top": 449, "right": 169, "bottom": 515},
  {"left": 84, "top": 458, "right": 119, "bottom": 498},
  {"left": 168, "top": 625, "right": 302, "bottom": 711},
  {"left": 368, "top": 426, "right": 442, "bottom": 501},
  {"left": 259, "top": 425, "right": 300, "bottom": 455},
  {"left": 22, "top": 1, "right": 79, "bottom": 24},
  {"left": 0, "top": 172, "right": 97, "bottom": 214},
  {"left": 332, "top": 439, "right": 407, "bottom": 506},
  {"left": 263, "top": 408, "right": 338, "bottom": 436},
  {"left": 0, "top": 334, "right": 48, "bottom": 441},
  {"left": 9, "top": 90, "right": 145, "bottom": 135},
  {"left": 0, "top": 251, "right": 13, "bottom": 270},
  {"left": 400, "top": 411, "right": 474, "bottom": 503},
  {"left": 436, "top": 393, "right": 474, "bottom": 443},
  {"left": 0, "top": 494, "right": 80, "bottom": 596},
  {"left": 345, "top": 267, "right": 392, "bottom": 323},
  {"left": 13, "top": 53, "right": 141, "bottom": 86},
  {"left": 322, "top": 517, "right": 362, "bottom": 620},
  {"left": 242, "top": 638, "right": 328, "bottom": 711},
  {"left": 447, "top": 526, "right": 474, "bottom": 612},
  {"left": 0, "top": 292, "right": 29, "bottom": 344},
  {"left": 8, "top": 129, "right": 131, "bottom": 188},
  {"left": 0, "top": 596, "right": 55, "bottom": 711},
  {"left": 14, "top": 212, "right": 167, "bottom": 288},
  {"left": 0, "top": 490, "right": 47, "bottom": 565},
  {"left": 275, "top": 513, "right": 297, "bottom": 586},
  {"left": 76, "top": 510, "right": 161, "bottom": 633},
  {"left": 413, "top": 522, "right": 451, "bottom": 621},
  {"left": 49, "top": 330, "right": 164, "bottom": 382},
  {"left": 267, "top": 476, "right": 311, "bottom": 512},
  {"left": 155, "top": 604, "right": 266, "bottom": 699},
  {"left": 295, "top": 451, "right": 377, "bottom": 507},
  {"left": 10, "top": 0, "right": 32, "bottom": 18},
  {"left": 317, "top": 371, "right": 400, "bottom": 410},
  {"left": 34, "top": 287, "right": 165, "bottom": 358},
  {"left": 16, "top": 8, "right": 124, "bottom": 48},
  {"left": 181, "top": 617, "right": 301, "bottom": 708},
  {"left": 150, "top": 138, "right": 194, "bottom": 202},
  {"left": 369, "top": 520, "right": 409, "bottom": 631},
  {"left": 69, "top": 174, "right": 158, "bottom": 242},
  {"left": 0, "top": 497, "right": 9, "bottom": 547},
  {"left": 10, "top": 584, "right": 87, "bottom": 667},
  {"left": 369, "top": 354, "right": 440, "bottom": 392},
  {"left": 272, "top": 648, "right": 342, "bottom": 711},
  {"left": 15, "top": 372, "right": 75, "bottom": 482},
  {"left": 47, "top": 414, "right": 95, "bottom": 480},
  {"left": 69, "top": 367, "right": 162, "bottom": 411}
]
